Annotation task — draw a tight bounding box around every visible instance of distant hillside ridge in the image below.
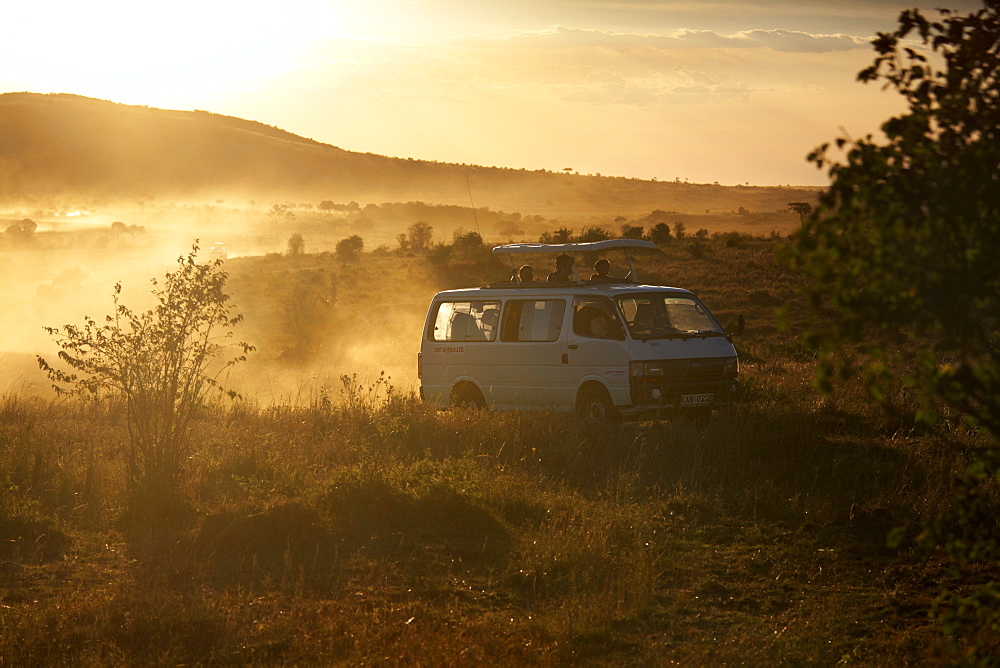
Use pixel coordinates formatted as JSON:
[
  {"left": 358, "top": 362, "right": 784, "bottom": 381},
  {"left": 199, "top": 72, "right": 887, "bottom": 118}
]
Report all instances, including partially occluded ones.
[{"left": 0, "top": 92, "right": 818, "bottom": 217}]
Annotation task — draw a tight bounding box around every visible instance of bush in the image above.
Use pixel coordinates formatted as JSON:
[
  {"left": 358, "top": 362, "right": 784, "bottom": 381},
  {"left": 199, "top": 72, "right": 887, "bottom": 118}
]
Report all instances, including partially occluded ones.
[
  {"left": 539, "top": 227, "right": 573, "bottom": 243},
  {"left": 646, "top": 223, "right": 672, "bottom": 246},
  {"left": 287, "top": 233, "right": 305, "bottom": 255},
  {"left": 577, "top": 226, "right": 612, "bottom": 242},
  {"left": 407, "top": 221, "right": 434, "bottom": 251},
  {"left": 620, "top": 224, "right": 644, "bottom": 240},
  {"left": 336, "top": 235, "right": 364, "bottom": 261},
  {"left": 37, "top": 242, "right": 252, "bottom": 511},
  {"left": 791, "top": 4, "right": 1000, "bottom": 659}
]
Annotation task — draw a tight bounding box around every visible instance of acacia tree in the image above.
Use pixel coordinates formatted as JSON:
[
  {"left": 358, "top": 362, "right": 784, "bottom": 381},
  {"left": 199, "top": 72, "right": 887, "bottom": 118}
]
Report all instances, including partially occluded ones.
[
  {"left": 786, "top": 202, "right": 813, "bottom": 226},
  {"left": 791, "top": 3, "right": 999, "bottom": 659},
  {"left": 38, "top": 242, "right": 253, "bottom": 506}
]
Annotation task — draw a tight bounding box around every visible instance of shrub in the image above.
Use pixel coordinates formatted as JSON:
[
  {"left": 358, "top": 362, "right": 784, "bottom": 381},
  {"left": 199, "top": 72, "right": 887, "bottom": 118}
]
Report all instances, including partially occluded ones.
[
  {"left": 336, "top": 235, "right": 364, "bottom": 261},
  {"left": 407, "top": 221, "right": 434, "bottom": 251},
  {"left": 577, "top": 226, "right": 612, "bottom": 242},
  {"left": 646, "top": 222, "right": 672, "bottom": 246},
  {"left": 620, "top": 224, "right": 644, "bottom": 240},
  {"left": 539, "top": 227, "right": 573, "bottom": 243},
  {"left": 286, "top": 233, "right": 305, "bottom": 255},
  {"left": 792, "top": 4, "right": 1000, "bottom": 659},
  {"left": 37, "top": 242, "right": 253, "bottom": 512}
]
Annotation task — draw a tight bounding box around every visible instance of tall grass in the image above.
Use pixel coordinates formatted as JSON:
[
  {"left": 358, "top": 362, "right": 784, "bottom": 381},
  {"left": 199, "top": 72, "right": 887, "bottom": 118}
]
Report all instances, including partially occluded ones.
[{"left": 1, "top": 362, "right": 979, "bottom": 663}]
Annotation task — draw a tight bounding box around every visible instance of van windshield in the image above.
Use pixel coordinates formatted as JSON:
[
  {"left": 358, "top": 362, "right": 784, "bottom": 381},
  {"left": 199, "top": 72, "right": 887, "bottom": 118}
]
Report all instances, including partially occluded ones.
[{"left": 616, "top": 293, "right": 725, "bottom": 340}]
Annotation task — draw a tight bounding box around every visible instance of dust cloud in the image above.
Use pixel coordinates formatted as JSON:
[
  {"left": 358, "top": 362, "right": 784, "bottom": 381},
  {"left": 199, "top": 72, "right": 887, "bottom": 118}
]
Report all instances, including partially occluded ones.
[
  {"left": 211, "top": 271, "right": 440, "bottom": 407},
  {"left": 0, "top": 200, "right": 450, "bottom": 404}
]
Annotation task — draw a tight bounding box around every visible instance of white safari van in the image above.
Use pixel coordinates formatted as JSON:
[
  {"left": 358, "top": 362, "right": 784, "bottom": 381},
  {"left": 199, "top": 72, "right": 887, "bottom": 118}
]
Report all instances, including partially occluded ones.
[{"left": 418, "top": 239, "right": 742, "bottom": 420}]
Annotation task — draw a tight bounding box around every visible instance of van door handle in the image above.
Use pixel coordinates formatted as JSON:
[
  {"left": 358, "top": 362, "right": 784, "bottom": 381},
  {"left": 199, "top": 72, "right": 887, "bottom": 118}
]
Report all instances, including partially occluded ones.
[
  {"left": 568, "top": 345, "right": 579, "bottom": 350},
  {"left": 561, "top": 353, "right": 569, "bottom": 364}
]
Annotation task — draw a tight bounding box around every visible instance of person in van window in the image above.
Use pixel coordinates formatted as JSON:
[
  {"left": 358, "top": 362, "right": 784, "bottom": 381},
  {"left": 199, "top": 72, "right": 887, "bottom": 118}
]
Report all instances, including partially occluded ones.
[
  {"left": 513, "top": 264, "right": 534, "bottom": 283},
  {"left": 589, "top": 312, "right": 611, "bottom": 337},
  {"left": 547, "top": 254, "right": 575, "bottom": 282},
  {"left": 591, "top": 259, "right": 613, "bottom": 281},
  {"left": 574, "top": 304, "right": 619, "bottom": 339}
]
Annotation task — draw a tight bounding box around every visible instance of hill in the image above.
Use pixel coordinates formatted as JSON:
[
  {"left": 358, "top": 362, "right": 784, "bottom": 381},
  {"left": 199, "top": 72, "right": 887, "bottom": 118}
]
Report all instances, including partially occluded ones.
[{"left": 0, "top": 93, "right": 818, "bottom": 217}]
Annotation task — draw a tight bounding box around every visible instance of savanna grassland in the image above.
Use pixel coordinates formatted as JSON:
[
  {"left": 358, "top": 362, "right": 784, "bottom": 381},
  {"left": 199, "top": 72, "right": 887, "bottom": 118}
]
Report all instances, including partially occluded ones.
[{"left": 1, "top": 231, "right": 989, "bottom": 665}]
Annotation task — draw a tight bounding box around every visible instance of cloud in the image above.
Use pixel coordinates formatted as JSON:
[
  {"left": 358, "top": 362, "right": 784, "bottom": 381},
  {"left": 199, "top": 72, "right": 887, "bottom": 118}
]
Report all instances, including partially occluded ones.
[
  {"left": 443, "top": 27, "right": 858, "bottom": 106},
  {"left": 301, "top": 22, "right": 866, "bottom": 113},
  {"left": 548, "top": 65, "right": 765, "bottom": 105},
  {"left": 675, "top": 28, "right": 866, "bottom": 52},
  {"left": 499, "top": 25, "right": 867, "bottom": 53}
]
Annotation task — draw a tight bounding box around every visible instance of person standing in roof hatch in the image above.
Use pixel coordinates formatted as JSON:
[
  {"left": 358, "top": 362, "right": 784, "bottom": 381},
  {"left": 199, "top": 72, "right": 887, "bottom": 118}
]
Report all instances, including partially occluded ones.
[
  {"left": 591, "top": 259, "right": 614, "bottom": 281},
  {"left": 513, "top": 264, "right": 534, "bottom": 283},
  {"left": 547, "top": 254, "right": 575, "bottom": 282}
]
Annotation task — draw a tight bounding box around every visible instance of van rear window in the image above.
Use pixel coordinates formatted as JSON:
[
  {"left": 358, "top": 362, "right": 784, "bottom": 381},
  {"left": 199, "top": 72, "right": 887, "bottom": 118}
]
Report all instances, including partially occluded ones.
[
  {"left": 429, "top": 301, "right": 501, "bottom": 342},
  {"left": 501, "top": 299, "right": 566, "bottom": 342}
]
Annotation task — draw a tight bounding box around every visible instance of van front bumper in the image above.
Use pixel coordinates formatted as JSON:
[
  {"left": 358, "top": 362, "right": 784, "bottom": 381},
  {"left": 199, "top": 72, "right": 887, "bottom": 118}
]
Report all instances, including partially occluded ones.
[
  {"left": 623, "top": 381, "right": 739, "bottom": 414},
  {"left": 627, "top": 357, "right": 739, "bottom": 414}
]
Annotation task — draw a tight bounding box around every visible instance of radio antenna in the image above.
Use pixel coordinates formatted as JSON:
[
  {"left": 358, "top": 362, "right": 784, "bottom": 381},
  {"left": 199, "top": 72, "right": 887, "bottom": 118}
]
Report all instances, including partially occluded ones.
[{"left": 466, "top": 174, "right": 482, "bottom": 237}]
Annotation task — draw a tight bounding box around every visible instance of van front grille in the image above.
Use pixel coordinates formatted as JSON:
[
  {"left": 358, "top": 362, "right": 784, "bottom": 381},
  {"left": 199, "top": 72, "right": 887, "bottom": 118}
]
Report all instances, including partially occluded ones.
[
  {"left": 661, "top": 357, "right": 728, "bottom": 383},
  {"left": 630, "top": 357, "right": 735, "bottom": 406}
]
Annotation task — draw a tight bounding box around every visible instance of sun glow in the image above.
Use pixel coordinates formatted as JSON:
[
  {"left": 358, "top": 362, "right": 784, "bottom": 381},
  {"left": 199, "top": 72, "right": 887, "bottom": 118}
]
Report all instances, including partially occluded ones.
[
  {"left": 4, "top": 0, "right": 366, "bottom": 108},
  {"left": 2, "top": 0, "right": 939, "bottom": 188}
]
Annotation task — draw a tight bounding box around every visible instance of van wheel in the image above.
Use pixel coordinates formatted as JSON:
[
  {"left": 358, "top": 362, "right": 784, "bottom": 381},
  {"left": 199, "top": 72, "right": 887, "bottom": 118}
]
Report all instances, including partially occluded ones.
[
  {"left": 577, "top": 386, "right": 620, "bottom": 422},
  {"left": 451, "top": 384, "right": 486, "bottom": 410}
]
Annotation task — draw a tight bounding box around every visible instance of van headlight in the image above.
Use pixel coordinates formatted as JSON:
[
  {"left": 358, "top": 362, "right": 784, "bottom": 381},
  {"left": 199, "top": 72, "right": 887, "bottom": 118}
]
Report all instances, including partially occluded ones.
[{"left": 630, "top": 361, "right": 665, "bottom": 378}]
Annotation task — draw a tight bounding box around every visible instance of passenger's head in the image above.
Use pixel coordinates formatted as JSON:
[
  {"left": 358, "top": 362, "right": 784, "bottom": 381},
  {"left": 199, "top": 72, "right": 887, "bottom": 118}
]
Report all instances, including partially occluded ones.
[
  {"left": 589, "top": 313, "right": 610, "bottom": 337},
  {"left": 594, "top": 259, "right": 610, "bottom": 276},
  {"left": 555, "top": 254, "right": 573, "bottom": 270},
  {"left": 518, "top": 265, "right": 534, "bottom": 281}
]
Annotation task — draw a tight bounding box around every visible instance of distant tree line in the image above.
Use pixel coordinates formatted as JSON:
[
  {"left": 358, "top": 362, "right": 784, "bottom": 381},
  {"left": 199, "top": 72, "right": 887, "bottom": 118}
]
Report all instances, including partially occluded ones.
[
  {"left": 538, "top": 210, "right": 689, "bottom": 246},
  {"left": 1, "top": 219, "right": 146, "bottom": 250}
]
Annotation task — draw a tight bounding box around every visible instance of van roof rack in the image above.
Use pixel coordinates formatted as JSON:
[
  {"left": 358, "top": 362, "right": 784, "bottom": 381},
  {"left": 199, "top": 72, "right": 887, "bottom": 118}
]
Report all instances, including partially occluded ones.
[{"left": 492, "top": 238, "right": 656, "bottom": 285}]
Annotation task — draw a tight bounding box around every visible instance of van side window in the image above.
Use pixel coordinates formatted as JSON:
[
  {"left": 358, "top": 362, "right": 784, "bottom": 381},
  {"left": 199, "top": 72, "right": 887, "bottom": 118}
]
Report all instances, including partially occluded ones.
[
  {"left": 430, "top": 301, "right": 501, "bottom": 342},
  {"left": 573, "top": 296, "right": 625, "bottom": 340},
  {"left": 500, "top": 299, "right": 566, "bottom": 342}
]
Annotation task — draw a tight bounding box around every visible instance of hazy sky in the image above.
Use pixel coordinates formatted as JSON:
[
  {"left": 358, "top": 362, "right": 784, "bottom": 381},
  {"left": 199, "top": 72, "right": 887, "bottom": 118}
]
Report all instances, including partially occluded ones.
[{"left": 2, "top": 0, "right": 983, "bottom": 186}]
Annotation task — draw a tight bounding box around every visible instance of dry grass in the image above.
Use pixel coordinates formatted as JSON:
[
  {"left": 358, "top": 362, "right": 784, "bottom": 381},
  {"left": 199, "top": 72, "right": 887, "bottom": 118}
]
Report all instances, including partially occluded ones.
[{"left": 1, "top": 234, "right": 989, "bottom": 664}]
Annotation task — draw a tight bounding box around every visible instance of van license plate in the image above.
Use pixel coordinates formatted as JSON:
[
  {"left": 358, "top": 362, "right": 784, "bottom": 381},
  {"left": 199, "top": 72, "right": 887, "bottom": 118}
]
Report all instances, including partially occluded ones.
[{"left": 681, "top": 393, "right": 714, "bottom": 406}]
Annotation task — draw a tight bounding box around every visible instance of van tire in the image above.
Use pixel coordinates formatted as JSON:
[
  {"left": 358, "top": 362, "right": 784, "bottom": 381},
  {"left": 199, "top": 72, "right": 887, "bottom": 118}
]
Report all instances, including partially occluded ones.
[
  {"left": 577, "top": 386, "right": 620, "bottom": 422},
  {"left": 451, "top": 384, "right": 486, "bottom": 410}
]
